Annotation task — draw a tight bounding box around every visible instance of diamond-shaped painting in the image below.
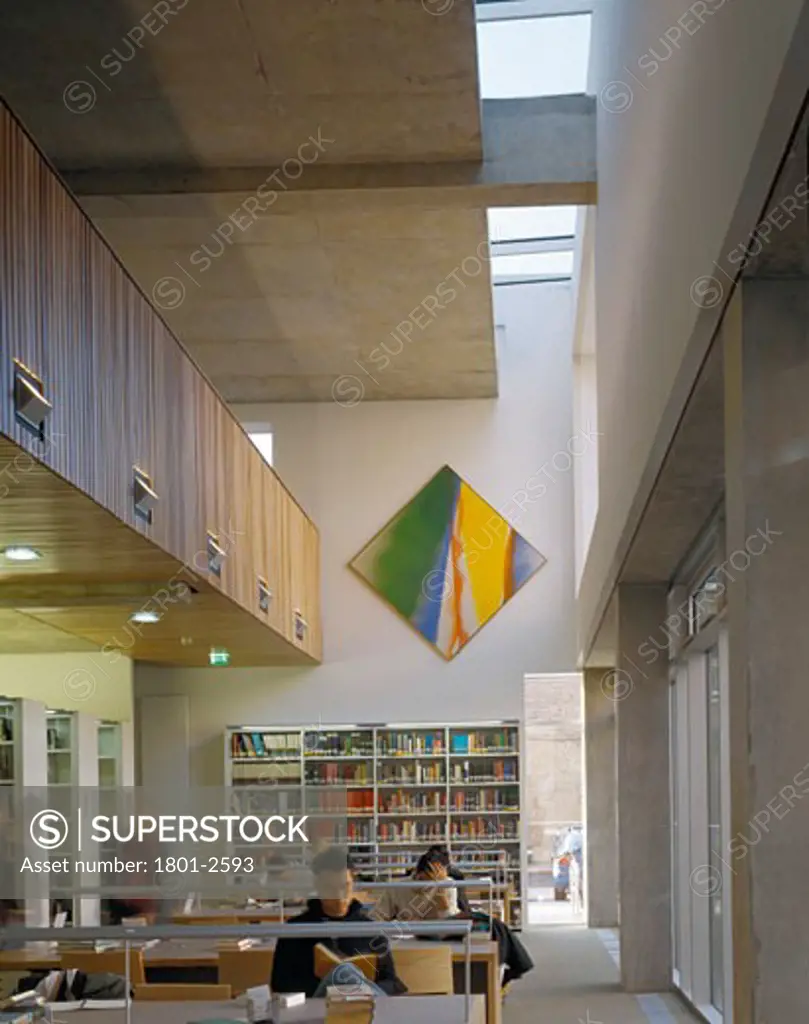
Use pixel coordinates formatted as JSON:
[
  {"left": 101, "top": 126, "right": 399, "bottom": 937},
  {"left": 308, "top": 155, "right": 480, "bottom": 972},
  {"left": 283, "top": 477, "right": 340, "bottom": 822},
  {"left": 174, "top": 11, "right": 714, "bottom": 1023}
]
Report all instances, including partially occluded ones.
[{"left": 349, "top": 465, "right": 547, "bottom": 660}]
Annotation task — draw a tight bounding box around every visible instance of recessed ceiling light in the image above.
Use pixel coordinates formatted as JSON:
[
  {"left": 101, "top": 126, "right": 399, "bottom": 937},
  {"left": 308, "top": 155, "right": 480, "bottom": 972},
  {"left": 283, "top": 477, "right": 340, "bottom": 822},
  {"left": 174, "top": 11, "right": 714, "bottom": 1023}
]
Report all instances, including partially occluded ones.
[
  {"left": 130, "top": 610, "right": 161, "bottom": 624},
  {"left": 3, "top": 546, "right": 42, "bottom": 562}
]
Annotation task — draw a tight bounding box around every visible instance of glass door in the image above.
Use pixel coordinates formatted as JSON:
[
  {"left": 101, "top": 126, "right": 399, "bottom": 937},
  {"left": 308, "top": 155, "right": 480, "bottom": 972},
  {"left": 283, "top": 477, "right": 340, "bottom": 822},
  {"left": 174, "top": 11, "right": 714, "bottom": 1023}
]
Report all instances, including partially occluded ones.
[
  {"left": 669, "top": 627, "right": 730, "bottom": 1024},
  {"left": 706, "top": 645, "right": 724, "bottom": 1014}
]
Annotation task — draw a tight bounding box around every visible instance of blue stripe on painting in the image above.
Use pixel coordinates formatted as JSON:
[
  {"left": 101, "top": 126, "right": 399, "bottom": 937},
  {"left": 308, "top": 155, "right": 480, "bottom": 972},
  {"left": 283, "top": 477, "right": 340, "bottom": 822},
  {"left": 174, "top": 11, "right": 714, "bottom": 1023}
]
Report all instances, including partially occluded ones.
[
  {"left": 411, "top": 477, "right": 460, "bottom": 643},
  {"left": 511, "top": 531, "right": 542, "bottom": 591}
]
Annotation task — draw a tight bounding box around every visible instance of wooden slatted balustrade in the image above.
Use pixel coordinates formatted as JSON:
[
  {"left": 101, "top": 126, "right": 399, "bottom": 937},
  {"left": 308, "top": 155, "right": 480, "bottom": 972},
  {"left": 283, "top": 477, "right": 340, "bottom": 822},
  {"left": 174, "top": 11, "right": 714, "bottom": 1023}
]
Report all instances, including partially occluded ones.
[{"left": 0, "top": 100, "right": 321, "bottom": 666}]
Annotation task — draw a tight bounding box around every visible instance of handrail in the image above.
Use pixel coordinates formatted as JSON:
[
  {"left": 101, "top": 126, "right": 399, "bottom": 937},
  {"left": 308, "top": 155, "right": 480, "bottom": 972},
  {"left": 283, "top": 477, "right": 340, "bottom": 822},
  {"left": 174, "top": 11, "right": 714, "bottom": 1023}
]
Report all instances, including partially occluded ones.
[
  {"left": 2, "top": 920, "right": 474, "bottom": 1024},
  {"left": 1, "top": 920, "right": 472, "bottom": 942},
  {"left": 239, "top": 878, "right": 497, "bottom": 927}
]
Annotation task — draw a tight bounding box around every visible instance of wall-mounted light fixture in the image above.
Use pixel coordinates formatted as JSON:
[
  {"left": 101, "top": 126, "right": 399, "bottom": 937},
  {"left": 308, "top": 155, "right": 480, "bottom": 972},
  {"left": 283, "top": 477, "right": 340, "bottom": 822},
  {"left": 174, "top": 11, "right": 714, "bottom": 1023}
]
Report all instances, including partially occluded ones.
[
  {"left": 132, "top": 467, "right": 158, "bottom": 525},
  {"left": 257, "top": 577, "right": 272, "bottom": 613},
  {"left": 13, "top": 360, "right": 52, "bottom": 438},
  {"left": 207, "top": 533, "right": 226, "bottom": 577}
]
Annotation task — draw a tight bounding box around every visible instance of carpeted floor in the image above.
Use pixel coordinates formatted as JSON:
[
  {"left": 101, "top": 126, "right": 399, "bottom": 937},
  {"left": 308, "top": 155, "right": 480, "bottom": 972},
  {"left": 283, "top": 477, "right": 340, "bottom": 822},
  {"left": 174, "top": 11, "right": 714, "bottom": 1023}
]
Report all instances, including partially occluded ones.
[{"left": 502, "top": 927, "right": 701, "bottom": 1023}]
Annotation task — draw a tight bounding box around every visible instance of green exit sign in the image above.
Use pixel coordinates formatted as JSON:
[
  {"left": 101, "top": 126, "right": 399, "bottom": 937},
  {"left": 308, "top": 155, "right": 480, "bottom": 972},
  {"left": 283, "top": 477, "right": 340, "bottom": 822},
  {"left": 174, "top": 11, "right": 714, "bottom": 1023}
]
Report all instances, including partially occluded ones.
[{"left": 209, "top": 648, "right": 230, "bottom": 667}]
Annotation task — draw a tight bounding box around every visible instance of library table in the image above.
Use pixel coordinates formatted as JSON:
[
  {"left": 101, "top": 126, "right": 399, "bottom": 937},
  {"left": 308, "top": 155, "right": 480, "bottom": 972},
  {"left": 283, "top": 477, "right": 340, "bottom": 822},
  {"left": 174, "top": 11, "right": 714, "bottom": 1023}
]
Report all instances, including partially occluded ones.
[
  {"left": 0, "top": 940, "right": 500, "bottom": 1024},
  {"left": 65, "top": 995, "right": 486, "bottom": 1023}
]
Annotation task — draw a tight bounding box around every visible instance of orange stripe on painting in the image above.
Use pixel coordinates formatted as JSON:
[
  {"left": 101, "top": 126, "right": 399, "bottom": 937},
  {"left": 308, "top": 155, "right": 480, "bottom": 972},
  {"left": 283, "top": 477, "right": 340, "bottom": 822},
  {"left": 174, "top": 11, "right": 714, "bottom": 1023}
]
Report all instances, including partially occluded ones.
[{"left": 503, "top": 528, "right": 516, "bottom": 602}]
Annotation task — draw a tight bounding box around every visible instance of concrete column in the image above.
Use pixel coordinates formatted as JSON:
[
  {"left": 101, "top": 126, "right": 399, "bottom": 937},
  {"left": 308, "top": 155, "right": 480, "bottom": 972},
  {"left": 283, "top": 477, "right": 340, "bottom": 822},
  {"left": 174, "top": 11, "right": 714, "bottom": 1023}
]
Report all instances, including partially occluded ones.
[
  {"left": 615, "top": 584, "right": 671, "bottom": 992},
  {"left": 724, "top": 278, "right": 809, "bottom": 1023},
  {"left": 583, "top": 668, "right": 618, "bottom": 928}
]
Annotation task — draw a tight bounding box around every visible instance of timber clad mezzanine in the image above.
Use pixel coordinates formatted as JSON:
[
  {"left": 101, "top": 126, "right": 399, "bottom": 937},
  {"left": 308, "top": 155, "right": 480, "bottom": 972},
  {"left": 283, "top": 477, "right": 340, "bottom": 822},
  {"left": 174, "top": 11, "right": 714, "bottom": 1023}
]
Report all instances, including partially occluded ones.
[{"left": 0, "top": 101, "right": 321, "bottom": 663}]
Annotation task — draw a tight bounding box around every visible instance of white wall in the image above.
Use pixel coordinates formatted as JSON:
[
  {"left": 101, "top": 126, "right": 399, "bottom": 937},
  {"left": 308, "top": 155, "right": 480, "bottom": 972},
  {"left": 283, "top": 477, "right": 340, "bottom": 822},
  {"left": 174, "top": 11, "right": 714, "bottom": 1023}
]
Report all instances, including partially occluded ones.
[
  {"left": 579, "top": 0, "right": 807, "bottom": 657},
  {"left": 0, "top": 653, "right": 133, "bottom": 721},
  {"left": 135, "top": 282, "right": 578, "bottom": 785}
]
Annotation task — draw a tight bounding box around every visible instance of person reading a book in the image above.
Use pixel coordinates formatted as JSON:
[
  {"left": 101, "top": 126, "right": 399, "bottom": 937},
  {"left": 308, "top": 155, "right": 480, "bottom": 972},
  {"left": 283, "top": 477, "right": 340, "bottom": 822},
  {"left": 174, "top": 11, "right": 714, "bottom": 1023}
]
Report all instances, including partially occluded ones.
[
  {"left": 270, "top": 846, "right": 407, "bottom": 998},
  {"left": 374, "top": 846, "right": 465, "bottom": 921},
  {"left": 376, "top": 846, "right": 534, "bottom": 993}
]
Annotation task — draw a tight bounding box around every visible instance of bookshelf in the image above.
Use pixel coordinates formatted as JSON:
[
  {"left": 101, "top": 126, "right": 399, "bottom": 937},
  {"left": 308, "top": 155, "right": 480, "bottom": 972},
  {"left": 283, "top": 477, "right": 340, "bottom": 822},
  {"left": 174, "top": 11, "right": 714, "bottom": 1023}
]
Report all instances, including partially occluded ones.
[
  {"left": 46, "top": 710, "right": 74, "bottom": 786},
  {"left": 224, "top": 720, "right": 524, "bottom": 926},
  {"left": 0, "top": 697, "right": 49, "bottom": 926},
  {"left": 98, "top": 720, "right": 130, "bottom": 788},
  {"left": 0, "top": 700, "right": 16, "bottom": 785}
]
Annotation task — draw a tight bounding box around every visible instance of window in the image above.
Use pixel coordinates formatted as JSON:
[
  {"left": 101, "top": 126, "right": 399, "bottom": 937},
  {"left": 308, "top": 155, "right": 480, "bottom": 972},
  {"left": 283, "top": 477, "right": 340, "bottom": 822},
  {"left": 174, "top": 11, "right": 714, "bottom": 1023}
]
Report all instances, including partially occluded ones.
[
  {"left": 249, "top": 431, "right": 273, "bottom": 467},
  {"left": 476, "top": 12, "right": 592, "bottom": 99},
  {"left": 491, "top": 250, "right": 574, "bottom": 284},
  {"left": 487, "top": 206, "right": 575, "bottom": 285},
  {"left": 488, "top": 206, "right": 577, "bottom": 244},
  {"left": 689, "top": 569, "right": 724, "bottom": 637}
]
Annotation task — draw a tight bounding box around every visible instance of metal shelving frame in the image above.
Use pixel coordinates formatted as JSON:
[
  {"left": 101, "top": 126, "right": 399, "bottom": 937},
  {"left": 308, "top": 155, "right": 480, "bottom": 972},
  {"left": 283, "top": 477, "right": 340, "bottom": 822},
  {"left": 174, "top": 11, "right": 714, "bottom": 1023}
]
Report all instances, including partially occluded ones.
[{"left": 225, "top": 719, "right": 525, "bottom": 927}]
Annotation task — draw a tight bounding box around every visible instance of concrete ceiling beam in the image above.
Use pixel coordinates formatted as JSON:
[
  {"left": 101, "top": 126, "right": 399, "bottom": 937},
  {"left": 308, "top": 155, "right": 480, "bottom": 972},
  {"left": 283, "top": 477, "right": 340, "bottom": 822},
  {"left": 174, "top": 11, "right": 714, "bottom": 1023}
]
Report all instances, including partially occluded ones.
[{"left": 63, "top": 96, "right": 596, "bottom": 207}]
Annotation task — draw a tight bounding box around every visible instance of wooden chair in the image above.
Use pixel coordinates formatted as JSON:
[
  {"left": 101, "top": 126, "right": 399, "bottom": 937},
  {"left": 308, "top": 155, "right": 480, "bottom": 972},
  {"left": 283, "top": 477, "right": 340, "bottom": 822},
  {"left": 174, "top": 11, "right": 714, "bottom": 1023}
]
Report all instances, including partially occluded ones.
[
  {"left": 392, "top": 945, "right": 453, "bottom": 995},
  {"left": 60, "top": 949, "right": 146, "bottom": 986},
  {"left": 218, "top": 948, "right": 274, "bottom": 995},
  {"left": 134, "top": 983, "right": 232, "bottom": 1001}
]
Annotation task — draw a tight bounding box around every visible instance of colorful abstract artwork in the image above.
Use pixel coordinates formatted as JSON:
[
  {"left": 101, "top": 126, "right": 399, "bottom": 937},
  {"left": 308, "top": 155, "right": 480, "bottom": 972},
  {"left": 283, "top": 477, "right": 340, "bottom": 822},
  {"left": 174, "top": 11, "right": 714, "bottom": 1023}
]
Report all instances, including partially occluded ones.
[{"left": 349, "top": 465, "right": 546, "bottom": 660}]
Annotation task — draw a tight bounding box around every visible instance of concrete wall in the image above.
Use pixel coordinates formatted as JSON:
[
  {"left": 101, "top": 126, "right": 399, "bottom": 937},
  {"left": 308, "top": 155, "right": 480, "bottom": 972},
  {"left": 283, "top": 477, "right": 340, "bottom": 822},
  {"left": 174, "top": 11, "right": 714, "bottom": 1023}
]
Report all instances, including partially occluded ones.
[
  {"left": 579, "top": 0, "right": 807, "bottom": 656},
  {"left": 134, "top": 281, "right": 578, "bottom": 785},
  {"left": 0, "top": 653, "right": 133, "bottom": 721},
  {"left": 523, "top": 673, "right": 582, "bottom": 861}
]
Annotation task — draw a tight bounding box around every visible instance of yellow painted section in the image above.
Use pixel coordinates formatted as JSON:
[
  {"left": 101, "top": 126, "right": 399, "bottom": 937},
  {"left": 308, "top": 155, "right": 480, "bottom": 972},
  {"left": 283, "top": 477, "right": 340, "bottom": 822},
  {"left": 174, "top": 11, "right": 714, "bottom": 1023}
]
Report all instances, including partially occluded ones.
[
  {"left": 0, "top": 654, "right": 133, "bottom": 721},
  {"left": 458, "top": 482, "right": 508, "bottom": 625}
]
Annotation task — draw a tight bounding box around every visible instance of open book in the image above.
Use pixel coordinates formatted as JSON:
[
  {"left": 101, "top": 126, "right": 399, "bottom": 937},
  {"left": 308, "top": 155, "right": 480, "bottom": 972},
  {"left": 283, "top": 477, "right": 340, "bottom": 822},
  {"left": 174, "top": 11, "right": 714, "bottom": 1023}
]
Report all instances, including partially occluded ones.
[{"left": 313, "top": 944, "right": 376, "bottom": 983}]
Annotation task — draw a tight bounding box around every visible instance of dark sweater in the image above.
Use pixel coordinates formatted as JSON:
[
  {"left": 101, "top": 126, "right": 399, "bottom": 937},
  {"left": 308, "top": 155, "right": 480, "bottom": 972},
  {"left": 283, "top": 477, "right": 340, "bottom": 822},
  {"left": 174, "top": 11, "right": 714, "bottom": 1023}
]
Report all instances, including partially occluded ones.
[{"left": 270, "top": 898, "right": 406, "bottom": 997}]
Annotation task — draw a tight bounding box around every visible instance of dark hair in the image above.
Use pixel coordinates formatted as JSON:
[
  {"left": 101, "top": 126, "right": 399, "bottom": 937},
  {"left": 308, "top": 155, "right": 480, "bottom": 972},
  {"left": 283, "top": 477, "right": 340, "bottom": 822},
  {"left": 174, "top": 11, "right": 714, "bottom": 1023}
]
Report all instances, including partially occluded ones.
[
  {"left": 312, "top": 846, "right": 353, "bottom": 875},
  {"left": 414, "top": 845, "right": 450, "bottom": 875}
]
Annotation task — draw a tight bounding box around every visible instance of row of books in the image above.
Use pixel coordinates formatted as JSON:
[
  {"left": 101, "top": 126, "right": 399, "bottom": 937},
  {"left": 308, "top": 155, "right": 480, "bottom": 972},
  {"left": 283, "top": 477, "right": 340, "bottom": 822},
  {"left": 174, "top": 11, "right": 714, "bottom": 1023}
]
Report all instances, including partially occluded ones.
[
  {"left": 379, "top": 791, "right": 445, "bottom": 813},
  {"left": 377, "top": 822, "right": 446, "bottom": 842},
  {"left": 231, "top": 762, "right": 301, "bottom": 784},
  {"left": 379, "top": 763, "right": 444, "bottom": 784},
  {"left": 306, "top": 764, "right": 372, "bottom": 784},
  {"left": 0, "top": 747, "right": 13, "bottom": 781},
  {"left": 376, "top": 731, "right": 445, "bottom": 755},
  {"left": 231, "top": 732, "right": 301, "bottom": 758},
  {"left": 305, "top": 789, "right": 373, "bottom": 813},
  {"left": 450, "top": 760, "right": 518, "bottom": 782},
  {"left": 451, "top": 790, "right": 519, "bottom": 812},
  {"left": 346, "top": 821, "right": 374, "bottom": 842},
  {"left": 304, "top": 732, "right": 374, "bottom": 757},
  {"left": 450, "top": 820, "right": 519, "bottom": 840},
  {"left": 450, "top": 730, "right": 517, "bottom": 754},
  {"left": 0, "top": 711, "right": 14, "bottom": 742}
]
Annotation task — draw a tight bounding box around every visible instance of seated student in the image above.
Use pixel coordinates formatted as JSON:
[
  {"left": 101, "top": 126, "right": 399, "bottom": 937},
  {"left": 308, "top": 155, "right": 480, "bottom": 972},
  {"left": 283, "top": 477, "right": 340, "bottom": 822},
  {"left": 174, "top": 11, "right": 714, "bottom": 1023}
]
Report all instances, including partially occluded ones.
[
  {"left": 377, "top": 846, "right": 534, "bottom": 991},
  {"left": 374, "top": 847, "right": 462, "bottom": 921},
  {"left": 270, "top": 846, "right": 407, "bottom": 998}
]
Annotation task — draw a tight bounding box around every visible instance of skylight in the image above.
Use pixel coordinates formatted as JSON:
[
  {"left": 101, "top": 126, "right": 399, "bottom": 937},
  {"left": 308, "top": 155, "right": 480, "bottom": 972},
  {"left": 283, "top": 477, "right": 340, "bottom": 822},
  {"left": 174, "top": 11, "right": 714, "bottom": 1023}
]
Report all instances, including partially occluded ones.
[
  {"left": 486, "top": 205, "right": 576, "bottom": 284},
  {"left": 488, "top": 206, "right": 577, "bottom": 244},
  {"left": 249, "top": 432, "right": 274, "bottom": 467},
  {"left": 476, "top": 13, "right": 592, "bottom": 99},
  {"left": 491, "top": 250, "right": 575, "bottom": 284}
]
